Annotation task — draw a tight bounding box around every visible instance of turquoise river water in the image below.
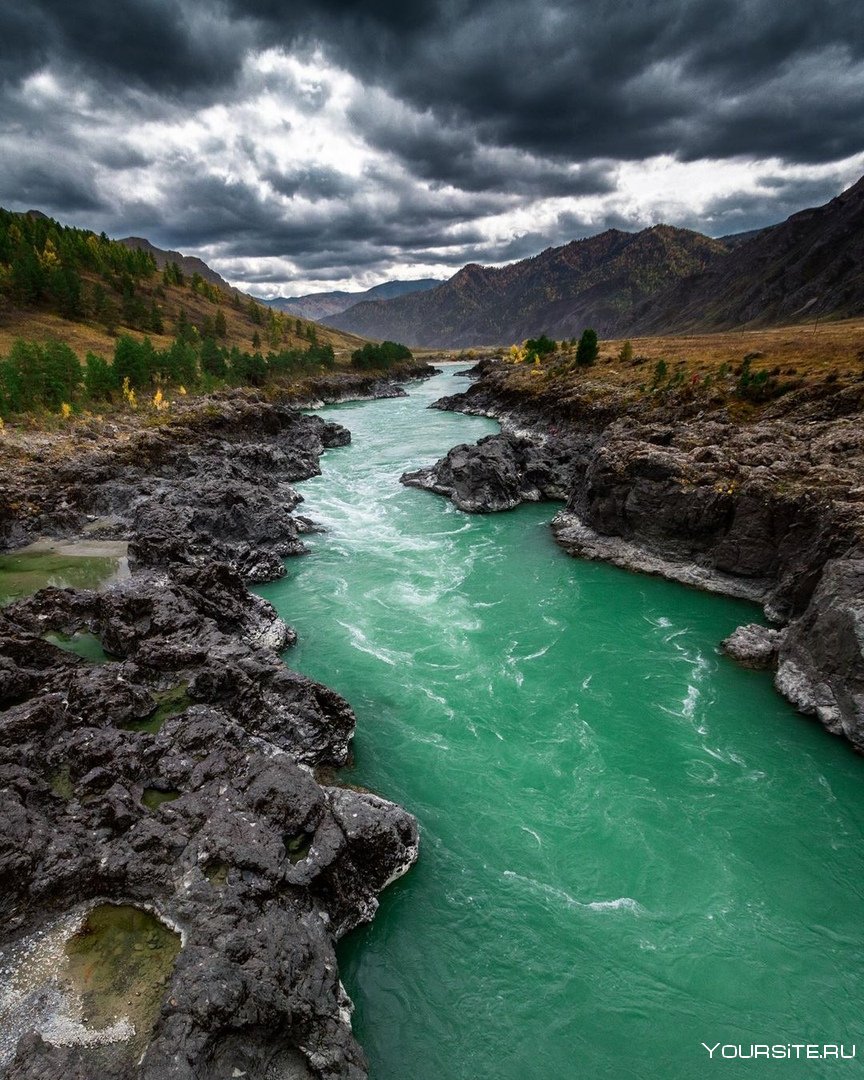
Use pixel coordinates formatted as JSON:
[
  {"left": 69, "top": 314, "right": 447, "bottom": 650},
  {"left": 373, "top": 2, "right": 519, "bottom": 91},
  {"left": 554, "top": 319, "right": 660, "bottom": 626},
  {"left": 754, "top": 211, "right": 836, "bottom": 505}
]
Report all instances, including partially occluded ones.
[{"left": 257, "top": 367, "right": 864, "bottom": 1079}]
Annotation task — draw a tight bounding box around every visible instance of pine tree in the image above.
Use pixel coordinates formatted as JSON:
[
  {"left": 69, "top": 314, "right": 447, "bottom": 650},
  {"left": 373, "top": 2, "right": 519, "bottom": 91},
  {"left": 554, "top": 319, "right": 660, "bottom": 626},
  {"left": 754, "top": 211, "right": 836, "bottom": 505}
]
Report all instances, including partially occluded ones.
[
  {"left": 84, "top": 352, "right": 118, "bottom": 401},
  {"left": 575, "top": 329, "right": 598, "bottom": 367},
  {"left": 201, "top": 337, "right": 227, "bottom": 379}
]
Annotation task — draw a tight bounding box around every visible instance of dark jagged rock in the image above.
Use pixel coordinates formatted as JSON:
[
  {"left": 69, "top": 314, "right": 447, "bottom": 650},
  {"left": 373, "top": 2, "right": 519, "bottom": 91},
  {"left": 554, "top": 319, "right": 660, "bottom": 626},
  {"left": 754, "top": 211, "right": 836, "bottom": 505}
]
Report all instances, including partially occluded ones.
[
  {"left": 552, "top": 416, "right": 862, "bottom": 620},
  {"left": 401, "top": 433, "right": 588, "bottom": 512},
  {"left": 0, "top": 570, "right": 418, "bottom": 1078},
  {"left": 451, "top": 357, "right": 499, "bottom": 379},
  {"left": 0, "top": 388, "right": 422, "bottom": 1078},
  {"left": 0, "top": 366, "right": 434, "bottom": 552},
  {"left": 427, "top": 362, "right": 864, "bottom": 747}
]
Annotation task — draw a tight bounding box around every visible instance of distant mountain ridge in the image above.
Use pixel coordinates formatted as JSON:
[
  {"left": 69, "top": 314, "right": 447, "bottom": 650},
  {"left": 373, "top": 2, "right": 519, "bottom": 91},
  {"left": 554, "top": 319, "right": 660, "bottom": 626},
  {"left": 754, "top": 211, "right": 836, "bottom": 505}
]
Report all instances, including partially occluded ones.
[
  {"left": 259, "top": 278, "right": 443, "bottom": 321},
  {"left": 323, "top": 226, "right": 727, "bottom": 347},
  {"left": 322, "top": 174, "right": 864, "bottom": 346}
]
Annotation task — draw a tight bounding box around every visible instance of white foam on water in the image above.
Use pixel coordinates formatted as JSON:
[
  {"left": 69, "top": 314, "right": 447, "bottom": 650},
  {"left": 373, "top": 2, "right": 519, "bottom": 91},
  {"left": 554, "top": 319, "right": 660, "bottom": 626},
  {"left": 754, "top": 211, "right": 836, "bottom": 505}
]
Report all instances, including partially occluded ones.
[
  {"left": 508, "top": 642, "right": 553, "bottom": 664},
  {"left": 681, "top": 682, "right": 701, "bottom": 720},
  {"left": 502, "top": 871, "right": 645, "bottom": 915},
  {"left": 417, "top": 685, "right": 456, "bottom": 724},
  {"left": 337, "top": 622, "right": 412, "bottom": 667},
  {"left": 583, "top": 897, "right": 645, "bottom": 913}
]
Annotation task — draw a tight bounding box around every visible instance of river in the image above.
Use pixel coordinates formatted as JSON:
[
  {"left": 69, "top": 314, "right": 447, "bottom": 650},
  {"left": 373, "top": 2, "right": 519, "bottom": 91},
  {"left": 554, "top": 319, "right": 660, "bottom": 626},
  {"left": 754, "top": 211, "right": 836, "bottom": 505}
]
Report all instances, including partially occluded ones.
[{"left": 257, "top": 366, "right": 864, "bottom": 1079}]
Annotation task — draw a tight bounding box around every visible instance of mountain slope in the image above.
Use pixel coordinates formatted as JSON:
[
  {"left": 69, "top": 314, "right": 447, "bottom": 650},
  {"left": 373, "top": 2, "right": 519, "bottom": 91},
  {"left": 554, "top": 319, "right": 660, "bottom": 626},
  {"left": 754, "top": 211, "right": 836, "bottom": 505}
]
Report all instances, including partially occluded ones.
[
  {"left": 0, "top": 208, "right": 365, "bottom": 360},
  {"left": 118, "top": 236, "right": 238, "bottom": 294},
  {"left": 323, "top": 227, "right": 727, "bottom": 347},
  {"left": 260, "top": 278, "right": 443, "bottom": 321},
  {"left": 630, "top": 175, "right": 864, "bottom": 333}
]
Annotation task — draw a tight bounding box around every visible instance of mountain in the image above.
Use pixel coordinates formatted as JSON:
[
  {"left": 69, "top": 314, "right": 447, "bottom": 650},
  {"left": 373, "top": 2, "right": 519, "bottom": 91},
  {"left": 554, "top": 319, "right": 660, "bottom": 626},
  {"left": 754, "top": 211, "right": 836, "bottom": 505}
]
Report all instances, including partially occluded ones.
[
  {"left": 717, "top": 227, "right": 768, "bottom": 249},
  {"left": 322, "top": 227, "right": 727, "bottom": 347},
  {"left": 118, "top": 236, "right": 239, "bottom": 295},
  {"left": 629, "top": 175, "right": 864, "bottom": 333},
  {"left": 259, "top": 278, "right": 443, "bottom": 321}
]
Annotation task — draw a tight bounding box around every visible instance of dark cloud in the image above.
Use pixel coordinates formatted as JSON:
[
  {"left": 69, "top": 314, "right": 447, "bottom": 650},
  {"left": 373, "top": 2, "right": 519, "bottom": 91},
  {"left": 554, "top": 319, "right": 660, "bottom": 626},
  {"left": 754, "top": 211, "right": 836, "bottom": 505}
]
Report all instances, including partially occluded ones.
[
  {"left": 347, "top": 94, "right": 618, "bottom": 195},
  {"left": 0, "top": 161, "right": 106, "bottom": 214},
  {"left": 91, "top": 145, "right": 153, "bottom": 171},
  {"left": 0, "top": 0, "right": 861, "bottom": 290},
  {"left": 225, "top": 0, "right": 864, "bottom": 165},
  {"left": 4, "top": 0, "right": 862, "bottom": 163},
  {"left": 264, "top": 165, "right": 357, "bottom": 201},
  {"left": 109, "top": 167, "right": 493, "bottom": 270},
  {"left": 0, "top": 0, "right": 251, "bottom": 97}
]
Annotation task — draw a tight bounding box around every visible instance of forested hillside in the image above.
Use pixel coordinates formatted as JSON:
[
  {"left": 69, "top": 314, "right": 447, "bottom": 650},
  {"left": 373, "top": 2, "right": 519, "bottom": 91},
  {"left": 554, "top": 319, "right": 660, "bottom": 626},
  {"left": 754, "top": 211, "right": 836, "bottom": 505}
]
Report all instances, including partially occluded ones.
[
  {"left": 0, "top": 208, "right": 362, "bottom": 357},
  {"left": 0, "top": 209, "right": 375, "bottom": 418}
]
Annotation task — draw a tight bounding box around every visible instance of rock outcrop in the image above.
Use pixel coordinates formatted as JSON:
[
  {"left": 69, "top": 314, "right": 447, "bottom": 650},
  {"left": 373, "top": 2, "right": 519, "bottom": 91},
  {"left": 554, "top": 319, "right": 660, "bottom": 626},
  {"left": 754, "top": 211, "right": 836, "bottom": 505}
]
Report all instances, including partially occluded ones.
[
  {"left": 419, "top": 361, "right": 864, "bottom": 748},
  {"left": 401, "top": 433, "right": 586, "bottom": 512},
  {"left": 0, "top": 379, "right": 424, "bottom": 1079}
]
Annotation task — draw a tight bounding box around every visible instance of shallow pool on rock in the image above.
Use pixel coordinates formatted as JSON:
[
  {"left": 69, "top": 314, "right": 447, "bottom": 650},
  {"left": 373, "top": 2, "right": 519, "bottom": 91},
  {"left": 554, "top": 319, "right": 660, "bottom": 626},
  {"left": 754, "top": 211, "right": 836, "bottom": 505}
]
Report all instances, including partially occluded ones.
[
  {"left": 64, "top": 904, "right": 181, "bottom": 1051},
  {"left": 141, "top": 788, "right": 181, "bottom": 811},
  {"left": 0, "top": 904, "right": 180, "bottom": 1073},
  {"left": 0, "top": 544, "right": 127, "bottom": 606},
  {"left": 44, "top": 629, "right": 111, "bottom": 663},
  {"left": 257, "top": 368, "right": 864, "bottom": 1080},
  {"left": 122, "top": 684, "right": 192, "bottom": 734}
]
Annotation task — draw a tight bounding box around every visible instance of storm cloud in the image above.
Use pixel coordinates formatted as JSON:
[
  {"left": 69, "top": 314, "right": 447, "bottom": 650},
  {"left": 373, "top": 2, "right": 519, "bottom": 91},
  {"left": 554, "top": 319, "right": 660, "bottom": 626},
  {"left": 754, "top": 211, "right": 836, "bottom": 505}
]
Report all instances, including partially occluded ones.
[{"left": 0, "top": 0, "right": 861, "bottom": 293}]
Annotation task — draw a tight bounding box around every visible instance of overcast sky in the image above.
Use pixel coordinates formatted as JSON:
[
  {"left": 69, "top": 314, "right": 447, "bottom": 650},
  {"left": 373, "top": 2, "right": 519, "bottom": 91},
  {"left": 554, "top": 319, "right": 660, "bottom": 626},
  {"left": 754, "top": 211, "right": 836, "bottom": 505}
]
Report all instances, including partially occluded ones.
[{"left": 0, "top": 0, "right": 862, "bottom": 296}]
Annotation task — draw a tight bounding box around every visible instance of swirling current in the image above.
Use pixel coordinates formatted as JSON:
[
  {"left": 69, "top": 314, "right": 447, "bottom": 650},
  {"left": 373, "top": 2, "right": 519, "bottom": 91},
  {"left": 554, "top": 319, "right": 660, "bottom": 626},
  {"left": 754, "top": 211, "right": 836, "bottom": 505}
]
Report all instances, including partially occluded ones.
[{"left": 257, "top": 366, "right": 864, "bottom": 1080}]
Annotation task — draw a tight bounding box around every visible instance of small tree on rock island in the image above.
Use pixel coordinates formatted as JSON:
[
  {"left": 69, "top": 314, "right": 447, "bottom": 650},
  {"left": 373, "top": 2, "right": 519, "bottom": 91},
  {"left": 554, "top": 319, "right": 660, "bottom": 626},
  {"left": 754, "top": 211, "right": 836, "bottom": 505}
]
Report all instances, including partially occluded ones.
[{"left": 576, "top": 328, "right": 598, "bottom": 366}]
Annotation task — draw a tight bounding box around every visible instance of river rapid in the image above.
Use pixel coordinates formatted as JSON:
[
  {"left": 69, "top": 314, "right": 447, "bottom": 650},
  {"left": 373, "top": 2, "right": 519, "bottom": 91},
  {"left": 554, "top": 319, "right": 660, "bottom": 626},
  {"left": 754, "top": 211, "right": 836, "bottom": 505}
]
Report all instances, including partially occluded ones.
[{"left": 257, "top": 366, "right": 864, "bottom": 1080}]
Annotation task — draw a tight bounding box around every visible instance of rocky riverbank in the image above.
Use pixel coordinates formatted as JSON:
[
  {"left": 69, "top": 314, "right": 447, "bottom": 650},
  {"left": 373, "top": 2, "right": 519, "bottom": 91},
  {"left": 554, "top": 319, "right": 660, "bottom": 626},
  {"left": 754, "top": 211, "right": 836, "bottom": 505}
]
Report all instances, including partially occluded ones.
[
  {"left": 404, "top": 360, "right": 864, "bottom": 750},
  {"left": 0, "top": 366, "right": 431, "bottom": 1079}
]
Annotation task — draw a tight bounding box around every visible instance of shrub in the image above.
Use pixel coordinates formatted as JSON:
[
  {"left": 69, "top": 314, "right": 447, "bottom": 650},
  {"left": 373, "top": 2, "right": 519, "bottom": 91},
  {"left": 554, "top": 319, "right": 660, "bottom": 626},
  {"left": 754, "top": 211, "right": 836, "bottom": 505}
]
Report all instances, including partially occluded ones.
[
  {"left": 351, "top": 340, "right": 413, "bottom": 370},
  {"left": 618, "top": 340, "right": 634, "bottom": 364},
  {"left": 651, "top": 358, "right": 668, "bottom": 388},
  {"left": 84, "top": 352, "right": 118, "bottom": 401},
  {"left": 524, "top": 334, "right": 556, "bottom": 358}
]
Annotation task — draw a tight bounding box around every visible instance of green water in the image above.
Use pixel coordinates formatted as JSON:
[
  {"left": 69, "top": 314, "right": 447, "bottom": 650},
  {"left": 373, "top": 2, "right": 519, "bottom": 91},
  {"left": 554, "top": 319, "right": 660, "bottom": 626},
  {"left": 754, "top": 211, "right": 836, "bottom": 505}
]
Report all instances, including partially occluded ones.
[
  {"left": 258, "top": 368, "right": 864, "bottom": 1079},
  {"left": 141, "top": 788, "right": 181, "bottom": 810},
  {"left": 0, "top": 552, "right": 122, "bottom": 606},
  {"left": 122, "top": 683, "right": 191, "bottom": 733},
  {"left": 64, "top": 904, "right": 180, "bottom": 1052},
  {"left": 44, "top": 630, "right": 111, "bottom": 663}
]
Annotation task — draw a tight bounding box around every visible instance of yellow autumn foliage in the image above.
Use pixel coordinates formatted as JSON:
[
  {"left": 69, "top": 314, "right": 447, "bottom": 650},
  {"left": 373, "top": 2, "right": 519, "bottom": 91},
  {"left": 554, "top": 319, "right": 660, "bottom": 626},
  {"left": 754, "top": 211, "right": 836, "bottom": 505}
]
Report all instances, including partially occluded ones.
[{"left": 122, "top": 376, "right": 137, "bottom": 410}]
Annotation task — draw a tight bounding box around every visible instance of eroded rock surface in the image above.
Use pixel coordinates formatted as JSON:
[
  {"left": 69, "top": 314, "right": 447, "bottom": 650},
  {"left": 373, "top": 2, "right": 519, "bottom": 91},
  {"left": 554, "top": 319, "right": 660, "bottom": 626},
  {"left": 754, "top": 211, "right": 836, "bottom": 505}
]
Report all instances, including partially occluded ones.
[
  {"left": 0, "top": 388, "right": 421, "bottom": 1078},
  {"left": 721, "top": 624, "right": 786, "bottom": 669},
  {"left": 401, "top": 433, "right": 587, "bottom": 512}
]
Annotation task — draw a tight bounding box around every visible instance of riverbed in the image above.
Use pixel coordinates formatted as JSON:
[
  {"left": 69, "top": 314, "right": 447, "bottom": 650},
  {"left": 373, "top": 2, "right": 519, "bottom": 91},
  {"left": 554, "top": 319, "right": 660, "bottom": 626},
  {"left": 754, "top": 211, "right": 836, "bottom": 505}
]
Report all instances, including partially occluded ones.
[{"left": 258, "top": 366, "right": 864, "bottom": 1079}]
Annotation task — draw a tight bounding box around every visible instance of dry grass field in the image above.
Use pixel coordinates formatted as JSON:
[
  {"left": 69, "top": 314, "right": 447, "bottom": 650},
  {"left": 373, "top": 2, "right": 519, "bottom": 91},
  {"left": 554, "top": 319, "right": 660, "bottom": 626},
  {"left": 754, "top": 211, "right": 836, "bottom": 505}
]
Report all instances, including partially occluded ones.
[
  {"left": 598, "top": 318, "right": 864, "bottom": 385},
  {"left": 479, "top": 317, "right": 864, "bottom": 419}
]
